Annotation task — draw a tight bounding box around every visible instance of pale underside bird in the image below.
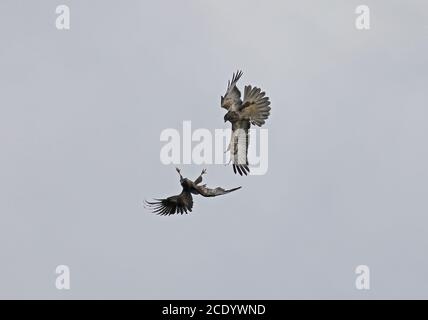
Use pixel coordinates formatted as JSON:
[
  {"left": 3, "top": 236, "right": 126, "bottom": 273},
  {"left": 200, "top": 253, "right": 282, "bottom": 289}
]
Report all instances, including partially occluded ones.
[
  {"left": 144, "top": 168, "right": 241, "bottom": 216},
  {"left": 221, "top": 70, "right": 271, "bottom": 176}
]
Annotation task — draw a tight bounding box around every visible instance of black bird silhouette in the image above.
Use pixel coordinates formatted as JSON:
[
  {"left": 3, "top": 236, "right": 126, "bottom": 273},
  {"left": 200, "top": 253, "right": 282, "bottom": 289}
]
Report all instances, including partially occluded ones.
[
  {"left": 221, "top": 71, "right": 271, "bottom": 175},
  {"left": 144, "top": 168, "right": 241, "bottom": 215}
]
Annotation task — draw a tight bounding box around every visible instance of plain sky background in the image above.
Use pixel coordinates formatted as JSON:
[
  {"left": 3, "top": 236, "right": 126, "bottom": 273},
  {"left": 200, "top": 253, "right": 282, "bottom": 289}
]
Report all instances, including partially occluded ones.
[{"left": 1, "top": 0, "right": 428, "bottom": 299}]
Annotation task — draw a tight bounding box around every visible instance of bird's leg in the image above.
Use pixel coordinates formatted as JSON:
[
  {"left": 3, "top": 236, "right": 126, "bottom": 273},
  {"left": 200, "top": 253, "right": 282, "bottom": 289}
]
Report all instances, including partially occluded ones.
[
  {"left": 225, "top": 135, "right": 237, "bottom": 164},
  {"left": 224, "top": 141, "right": 231, "bottom": 153},
  {"left": 194, "top": 169, "right": 206, "bottom": 185},
  {"left": 224, "top": 148, "right": 232, "bottom": 165}
]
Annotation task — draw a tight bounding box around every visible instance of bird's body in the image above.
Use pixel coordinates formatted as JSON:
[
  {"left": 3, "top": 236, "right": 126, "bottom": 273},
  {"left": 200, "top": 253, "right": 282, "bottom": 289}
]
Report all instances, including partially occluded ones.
[
  {"left": 145, "top": 168, "right": 241, "bottom": 216},
  {"left": 221, "top": 71, "right": 271, "bottom": 175}
]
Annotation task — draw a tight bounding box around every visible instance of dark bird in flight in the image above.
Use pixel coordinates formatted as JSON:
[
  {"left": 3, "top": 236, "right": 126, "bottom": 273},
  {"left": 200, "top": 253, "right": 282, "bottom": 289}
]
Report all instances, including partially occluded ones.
[
  {"left": 144, "top": 168, "right": 241, "bottom": 216},
  {"left": 221, "top": 71, "right": 271, "bottom": 176}
]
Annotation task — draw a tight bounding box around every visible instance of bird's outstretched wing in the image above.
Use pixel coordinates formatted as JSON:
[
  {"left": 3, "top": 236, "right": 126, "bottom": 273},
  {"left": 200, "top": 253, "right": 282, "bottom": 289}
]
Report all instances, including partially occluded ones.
[
  {"left": 221, "top": 70, "right": 243, "bottom": 110},
  {"left": 194, "top": 184, "right": 241, "bottom": 197},
  {"left": 240, "top": 85, "right": 271, "bottom": 126},
  {"left": 145, "top": 191, "right": 193, "bottom": 215}
]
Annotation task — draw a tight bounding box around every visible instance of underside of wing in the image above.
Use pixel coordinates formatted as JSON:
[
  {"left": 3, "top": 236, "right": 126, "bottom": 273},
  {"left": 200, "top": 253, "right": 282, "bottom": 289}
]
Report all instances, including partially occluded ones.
[
  {"left": 144, "top": 191, "right": 193, "bottom": 216},
  {"left": 194, "top": 184, "right": 241, "bottom": 197},
  {"left": 240, "top": 85, "right": 271, "bottom": 126}
]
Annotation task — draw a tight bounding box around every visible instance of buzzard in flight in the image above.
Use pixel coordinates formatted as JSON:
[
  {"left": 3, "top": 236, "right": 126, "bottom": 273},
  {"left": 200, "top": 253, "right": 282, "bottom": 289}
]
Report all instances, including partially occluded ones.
[
  {"left": 221, "top": 71, "right": 271, "bottom": 175},
  {"left": 144, "top": 168, "right": 241, "bottom": 216}
]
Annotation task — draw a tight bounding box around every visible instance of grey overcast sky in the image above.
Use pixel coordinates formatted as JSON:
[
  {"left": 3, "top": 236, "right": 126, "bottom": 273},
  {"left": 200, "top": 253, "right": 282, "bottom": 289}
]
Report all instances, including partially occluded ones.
[{"left": 1, "top": 0, "right": 428, "bottom": 299}]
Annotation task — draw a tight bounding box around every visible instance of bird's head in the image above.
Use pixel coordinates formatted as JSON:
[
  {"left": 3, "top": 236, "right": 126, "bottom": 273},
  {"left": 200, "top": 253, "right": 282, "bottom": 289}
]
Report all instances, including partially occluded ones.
[{"left": 224, "top": 111, "right": 238, "bottom": 123}]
